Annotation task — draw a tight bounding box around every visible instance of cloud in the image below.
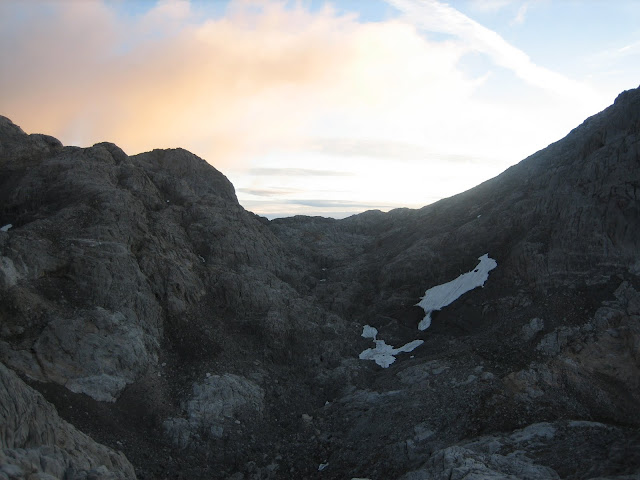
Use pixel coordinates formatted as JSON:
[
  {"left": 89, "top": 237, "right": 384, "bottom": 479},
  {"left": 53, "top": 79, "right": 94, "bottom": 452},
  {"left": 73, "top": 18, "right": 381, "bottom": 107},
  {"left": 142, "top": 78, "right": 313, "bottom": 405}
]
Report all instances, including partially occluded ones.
[
  {"left": 468, "top": 0, "right": 515, "bottom": 12},
  {"left": 0, "top": 0, "right": 474, "bottom": 170},
  {"left": 247, "top": 167, "right": 354, "bottom": 177},
  {"left": 593, "top": 40, "right": 640, "bottom": 63},
  {"left": 240, "top": 194, "right": 446, "bottom": 219},
  {"left": 385, "top": 0, "right": 597, "bottom": 100},
  {"left": 510, "top": 2, "right": 529, "bottom": 26},
  {"left": 0, "top": 0, "right": 612, "bottom": 220},
  {"left": 616, "top": 40, "right": 640, "bottom": 57},
  {"left": 240, "top": 197, "right": 405, "bottom": 218},
  {"left": 237, "top": 187, "right": 301, "bottom": 197},
  {"left": 238, "top": 201, "right": 375, "bottom": 220},
  {"left": 285, "top": 198, "right": 394, "bottom": 209},
  {"left": 308, "top": 137, "right": 496, "bottom": 164},
  {"left": 310, "top": 137, "right": 430, "bottom": 160}
]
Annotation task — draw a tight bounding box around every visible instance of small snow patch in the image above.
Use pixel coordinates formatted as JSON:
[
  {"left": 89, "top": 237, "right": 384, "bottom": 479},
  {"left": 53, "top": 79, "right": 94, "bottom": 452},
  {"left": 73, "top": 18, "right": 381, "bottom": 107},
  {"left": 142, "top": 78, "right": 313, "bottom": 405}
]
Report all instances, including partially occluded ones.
[
  {"left": 416, "top": 254, "right": 497, "bottom": 330},
  {"left": 361, "top": 325, "right": 378, "bottom": 340},
  {"left": 0, "top": 224, "right": 12, "bottom": 232},
  {"left": 359, "top": 326, "right": 423, "bottom": 368}
]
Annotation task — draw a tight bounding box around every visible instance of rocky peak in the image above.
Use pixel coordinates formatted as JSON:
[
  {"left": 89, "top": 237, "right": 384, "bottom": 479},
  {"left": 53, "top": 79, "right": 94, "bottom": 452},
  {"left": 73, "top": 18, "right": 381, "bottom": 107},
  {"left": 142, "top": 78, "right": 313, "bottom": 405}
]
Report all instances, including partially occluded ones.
[
  {"left": 133, "top": 148, "right": 238, "bottom": 203},
  {"left": 0, "top": 115, "right": 63, "bottom": 165}
]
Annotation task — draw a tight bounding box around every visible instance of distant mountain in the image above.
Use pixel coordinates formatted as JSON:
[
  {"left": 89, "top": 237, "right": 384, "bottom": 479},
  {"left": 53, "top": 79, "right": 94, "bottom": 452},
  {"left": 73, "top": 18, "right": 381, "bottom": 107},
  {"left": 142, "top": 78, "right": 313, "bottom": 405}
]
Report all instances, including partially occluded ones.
[{"left": 1, "top": 85, "right": 639, "bottom": 479}]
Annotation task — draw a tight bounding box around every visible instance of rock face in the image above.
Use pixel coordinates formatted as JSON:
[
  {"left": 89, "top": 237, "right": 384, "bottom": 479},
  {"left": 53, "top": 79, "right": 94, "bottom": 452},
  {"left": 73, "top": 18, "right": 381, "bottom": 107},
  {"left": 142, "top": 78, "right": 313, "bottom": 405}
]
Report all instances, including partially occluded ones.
[
  {"left": 0, "top": 86, "right": 639, "bottom": 479},
  {"left": 0, "top": 363, "right": 135, "bottom": 479},
  {"left": 400, "top": 421, "right": 640, "bottom": 480},
  {"left": 164, "top": 373, "right": 265, "bottom": 449}
]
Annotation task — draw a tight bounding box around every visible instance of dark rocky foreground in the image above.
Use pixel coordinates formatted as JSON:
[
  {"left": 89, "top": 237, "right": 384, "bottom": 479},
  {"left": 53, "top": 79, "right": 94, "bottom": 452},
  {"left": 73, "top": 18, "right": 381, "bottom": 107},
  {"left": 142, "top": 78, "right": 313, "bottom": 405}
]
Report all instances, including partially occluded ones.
[{"left": 1, "top": 86, "right": 639, "bottom": 480}]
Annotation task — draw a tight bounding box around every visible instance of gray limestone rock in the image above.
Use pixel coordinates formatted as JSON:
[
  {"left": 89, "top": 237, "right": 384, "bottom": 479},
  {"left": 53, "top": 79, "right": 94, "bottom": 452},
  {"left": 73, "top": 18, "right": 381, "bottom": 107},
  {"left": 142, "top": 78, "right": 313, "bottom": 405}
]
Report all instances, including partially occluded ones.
[
  {"left": 4, "top": 307, "right": 157, "bottom": 402},
  {"left": 0, "top": 115, "right": 323, "bottom": 405},
  {"left": 0, "top": 362, "right": 136, "bottom": 479},
  {"left": 536, "top": 326, "right": 575, "bottom": 356},
  {"left": 400, "top": 445, "right": 560, "bottom": 480},
  {"left": 164, "top": 373, "right": 264, "bottom": 448},
  {"left": 521, "top": 317, "right": 544, "bottom": 342},
  {"left": 401, "top": 420, "right": 640, "bottom": 480}
]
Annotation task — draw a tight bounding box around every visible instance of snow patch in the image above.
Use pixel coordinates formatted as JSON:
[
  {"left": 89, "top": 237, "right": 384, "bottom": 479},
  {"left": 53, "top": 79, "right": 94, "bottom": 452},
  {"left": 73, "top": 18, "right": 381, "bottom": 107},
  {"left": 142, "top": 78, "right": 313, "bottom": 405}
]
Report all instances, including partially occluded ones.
[
  {"left": 0, "top": 224, "right": 12, "bottom": 232},
  {"left": 359, "top": 325, "right": 423, "bottom": 368},
  {"left": 416, "top": 254, "right": 497, "bottom": 330},
  {"left": 361, "top": 325, "right": 378, "bottom": 340}
]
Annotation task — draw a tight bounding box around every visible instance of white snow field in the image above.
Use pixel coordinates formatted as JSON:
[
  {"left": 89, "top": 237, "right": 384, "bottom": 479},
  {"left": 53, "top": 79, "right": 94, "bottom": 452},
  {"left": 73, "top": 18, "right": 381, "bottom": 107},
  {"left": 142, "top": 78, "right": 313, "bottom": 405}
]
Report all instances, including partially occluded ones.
[
  {"left": 416, "top": 254, "right": 497, "bottom": 330},
  {"left": 358, "top": 254, "right": 496, "bottom": 367}
]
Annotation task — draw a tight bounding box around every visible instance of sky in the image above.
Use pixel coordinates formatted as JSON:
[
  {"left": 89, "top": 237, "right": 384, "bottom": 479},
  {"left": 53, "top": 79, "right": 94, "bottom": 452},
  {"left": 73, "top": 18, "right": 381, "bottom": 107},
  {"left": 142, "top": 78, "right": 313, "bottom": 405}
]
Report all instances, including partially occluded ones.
[{"left": 1, "top": 1, "right": 639, "bottom": 218}]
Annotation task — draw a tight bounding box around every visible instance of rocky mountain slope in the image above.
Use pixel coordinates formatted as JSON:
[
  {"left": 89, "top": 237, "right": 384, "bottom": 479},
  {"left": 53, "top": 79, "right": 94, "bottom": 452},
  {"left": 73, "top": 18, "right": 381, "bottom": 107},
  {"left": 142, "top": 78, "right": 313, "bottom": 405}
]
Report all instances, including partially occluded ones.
[{"left": 1, "top": 86, "right": 639, "bottom": 479}]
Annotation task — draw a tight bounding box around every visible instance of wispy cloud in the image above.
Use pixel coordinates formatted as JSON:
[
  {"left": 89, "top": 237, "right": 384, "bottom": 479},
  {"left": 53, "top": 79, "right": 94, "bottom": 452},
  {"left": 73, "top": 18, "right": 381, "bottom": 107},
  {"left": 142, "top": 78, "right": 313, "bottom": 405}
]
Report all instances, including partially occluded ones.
[
  {"left": 510, "top": 2, "right": 529, "bottom": 26},
  {"left": 616, "top": 40, "right": 640, "bottom": 57},
  {"left": 309, "top": 137, "right": 495, "bottom": 164},
  {"left": 248, "top": 167, "right": 354, "bottom": 177},
  {"left": 595, "top": 40, "right": 640, "bottom": 61},
  {"left": 310, "top": 137, "right": 429, "bottom": 160},
  {"left": 385, "top": 0, "right": 597, "bottom": 100},
  {"left": 468, "top": 0, "right": 515, "bottom": 12},
  {"left": 239, "top": 198, "right": 407, "bottom": 219},
  {"left": 284, "top": 198, "right": 396, "bottom": 209},
  {"left": 237, "top": 187, "right": 301, "bottom": 197},
  {"left": 584, "top": 39, "right": 640, "bottom": 85}
]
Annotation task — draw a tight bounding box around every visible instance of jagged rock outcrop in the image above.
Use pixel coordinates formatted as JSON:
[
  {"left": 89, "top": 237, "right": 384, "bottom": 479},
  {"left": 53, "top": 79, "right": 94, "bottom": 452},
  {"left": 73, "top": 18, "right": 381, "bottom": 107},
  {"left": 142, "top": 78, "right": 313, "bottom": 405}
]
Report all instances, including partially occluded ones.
[
  {"left": 163, "top": 373, "right": 265, "bottom": 449},
  {"left": 0, "top": 114, "right": 353, "bottom": 478},
  {"left": 0, "top": 115, "right": 345, "bottom": 404},
  {"left": 400, "top": 421, "right": 640, "bottom": 480},
  {"left": 0, "top": 362, "right": 135, "bottom": 479},
  {"left": 0, "top": 86, "right": 639, "bottom": 479}
]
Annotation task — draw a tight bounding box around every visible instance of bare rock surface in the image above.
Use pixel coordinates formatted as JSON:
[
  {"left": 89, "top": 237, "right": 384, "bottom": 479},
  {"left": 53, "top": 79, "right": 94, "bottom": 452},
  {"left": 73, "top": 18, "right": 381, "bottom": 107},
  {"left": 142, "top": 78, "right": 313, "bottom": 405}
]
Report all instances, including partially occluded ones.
[
  {"left": 0, "top": 86, "right": 639, "bottom": 479},
  {"left": 0, "top": 362, "right": 135, "bottom": 479},
  {"left": 164, "top": 373, "right": 264, "bottom": 449},
  {"left": 401, "top": 421, "right": 640, "bottom": 480}
]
